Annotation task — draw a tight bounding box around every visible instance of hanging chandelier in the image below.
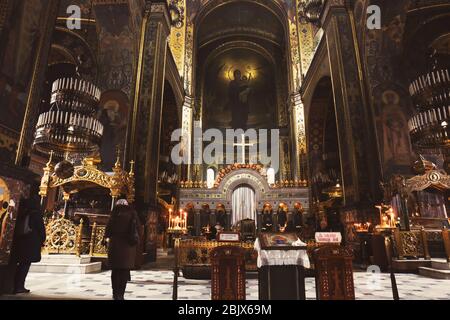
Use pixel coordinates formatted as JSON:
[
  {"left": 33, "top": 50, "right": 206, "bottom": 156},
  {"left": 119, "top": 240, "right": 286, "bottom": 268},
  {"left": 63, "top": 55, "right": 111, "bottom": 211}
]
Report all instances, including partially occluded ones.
[
  {"left": 33, "top": 77, "right": 103, "bottom": 159},
  {"left": 298, "top": 0, "right": 325, "bottom": 25},
  {"left": 408, "top": 67, "right": 450, "bottom": 149}
]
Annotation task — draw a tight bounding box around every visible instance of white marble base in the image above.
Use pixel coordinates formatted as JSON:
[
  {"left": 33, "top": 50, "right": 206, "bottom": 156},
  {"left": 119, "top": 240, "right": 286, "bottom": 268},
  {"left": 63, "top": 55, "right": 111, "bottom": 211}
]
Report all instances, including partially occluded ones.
[{"left": 30, "top": 255, "right": 102, "bottom": 274}]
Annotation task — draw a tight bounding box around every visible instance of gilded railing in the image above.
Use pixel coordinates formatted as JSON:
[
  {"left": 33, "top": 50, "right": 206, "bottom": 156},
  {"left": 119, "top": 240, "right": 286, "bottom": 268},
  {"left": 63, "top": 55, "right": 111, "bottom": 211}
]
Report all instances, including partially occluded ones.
[
  {"left": 42, "top": 217, "right": 107, "bottom": 257},
  {"left": 43, "top": 217, "right": 81, "bottom": 255},
  {"left": 89, "top": 222, "right": 107, "bottom": 257}
]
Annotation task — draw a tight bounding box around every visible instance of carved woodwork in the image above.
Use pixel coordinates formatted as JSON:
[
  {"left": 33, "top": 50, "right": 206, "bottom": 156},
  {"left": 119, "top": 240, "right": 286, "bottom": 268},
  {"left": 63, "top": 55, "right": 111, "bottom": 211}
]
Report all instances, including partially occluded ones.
[
  {"left": 175, "top": 238, "right": 257, "bottom": 278},
  {"left": 393, "top": 229, "right": 429, "bottom": 260},
  {"left": 314, "top": 246, "right": 355, "bottom": 300},
  {"left": 211, "top": 246, "right": 246, "bottom": 300}
]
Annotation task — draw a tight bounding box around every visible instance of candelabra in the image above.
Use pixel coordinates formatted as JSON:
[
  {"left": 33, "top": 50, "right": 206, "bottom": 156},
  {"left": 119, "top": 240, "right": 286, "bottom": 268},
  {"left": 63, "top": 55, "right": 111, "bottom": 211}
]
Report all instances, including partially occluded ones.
[
  {"left": 168, "top": 209, "right": 187, "bottom": 234},
  {"left": 408, "top": 67, "right": 450, "bottom": 150},
  {"left": 33, "top": 77, "right": 103, "bottom": 160}
]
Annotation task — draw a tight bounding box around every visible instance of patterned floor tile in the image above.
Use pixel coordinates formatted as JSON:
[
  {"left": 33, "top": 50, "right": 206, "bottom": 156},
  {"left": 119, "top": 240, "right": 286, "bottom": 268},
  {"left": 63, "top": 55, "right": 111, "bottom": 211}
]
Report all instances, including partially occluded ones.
[{"left": 0, "top": 268, "right": 448, "bottom": 300}]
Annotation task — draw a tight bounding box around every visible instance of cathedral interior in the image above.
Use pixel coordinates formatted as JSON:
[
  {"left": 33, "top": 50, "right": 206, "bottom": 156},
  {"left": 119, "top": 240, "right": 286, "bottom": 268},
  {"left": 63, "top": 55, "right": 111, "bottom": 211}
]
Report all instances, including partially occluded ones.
[{"left": 0, "top": 0, "right": 449, "bottom": 301}]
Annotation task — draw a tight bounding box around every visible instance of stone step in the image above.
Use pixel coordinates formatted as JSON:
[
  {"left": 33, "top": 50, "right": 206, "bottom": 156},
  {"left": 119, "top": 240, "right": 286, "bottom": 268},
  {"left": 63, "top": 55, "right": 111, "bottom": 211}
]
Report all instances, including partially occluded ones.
[
  {"left": 40, "top": 254, "right": 92, "bottom": 265},
  {"left": 30, "top": 262, "right": 102, "bottom": 274},
  {"left": 30, "top": 254, "right": 102, "bottom": 274},
  {"left": 431, "top": 259, "right": 450, "bottom": 270},
  {"left": 419, "top": 267, "right": 450, "bottom": 280},
  {"left": 392, "top": 259, "right": 431, "bottom": 272}
]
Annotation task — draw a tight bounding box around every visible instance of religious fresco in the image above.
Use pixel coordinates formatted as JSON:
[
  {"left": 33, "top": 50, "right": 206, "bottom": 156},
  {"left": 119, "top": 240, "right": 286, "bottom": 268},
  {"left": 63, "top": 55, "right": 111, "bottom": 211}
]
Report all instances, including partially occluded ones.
[
  {"left": 380, "top": 90, "right": 413, "bottom": 170},
  {"left": 0, "top": 1, "right": 46, "bottom": 134},
  {"left": 202, "top": 49, "right": 277, "bottom": 130},
  {"left": 94, "top": 4, "right": 134, "bottom": 96},
  {"left": 97, "top": 90, "right": 130, "bottom": 170},
  {"left": 59, "top": 0, "right": 92, "bottom": 16},
  {"left": 361, "top": 0, "right": 449, "bottom": 176},
  {"left": 49, "top": 27, "right": 98, "bottom": 82}
]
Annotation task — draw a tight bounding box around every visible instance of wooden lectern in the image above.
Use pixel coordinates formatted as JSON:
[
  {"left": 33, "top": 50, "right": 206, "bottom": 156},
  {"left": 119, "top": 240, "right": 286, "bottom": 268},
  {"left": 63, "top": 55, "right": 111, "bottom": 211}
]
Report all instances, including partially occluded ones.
[
  {"left": 314, "top": 246, "right": 355, "bottom": 300},
  {"left": 210, "top": 246, "right": 246, "bottom": 300}
]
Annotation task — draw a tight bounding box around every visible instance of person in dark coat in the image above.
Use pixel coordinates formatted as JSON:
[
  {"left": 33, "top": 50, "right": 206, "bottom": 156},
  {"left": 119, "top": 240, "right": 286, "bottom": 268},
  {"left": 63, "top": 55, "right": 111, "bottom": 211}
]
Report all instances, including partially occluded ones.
[
  {"left": 105, "top": 199, "right": 139, "bottom": 300},
  {"left": 11, "top": 197, "right": 46, "bottom": 294}
]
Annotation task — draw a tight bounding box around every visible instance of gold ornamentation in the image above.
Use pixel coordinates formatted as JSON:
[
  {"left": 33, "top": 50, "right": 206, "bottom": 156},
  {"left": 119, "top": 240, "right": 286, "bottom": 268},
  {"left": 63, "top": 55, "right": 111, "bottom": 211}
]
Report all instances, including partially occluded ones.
[
  {"left": 39, "top": 154, "right": 135, "bottom": 203},
  {"left": 89, "top": 223, "right": 107, "bottom": 257},
  {"left": 406, "top": 170, "right": 450, "bottom": 193},
  {"left": 168, "top": 0, "right": 186, "bottom": 75},
  {"left": 394, "top": 229, "right": 427, "bottom": 259},
  {"left": 176, "top": 238, "right": 257, "bottom": 271},
  {"left": 43, "top": 217, "right": 80, "bottom": 255}
]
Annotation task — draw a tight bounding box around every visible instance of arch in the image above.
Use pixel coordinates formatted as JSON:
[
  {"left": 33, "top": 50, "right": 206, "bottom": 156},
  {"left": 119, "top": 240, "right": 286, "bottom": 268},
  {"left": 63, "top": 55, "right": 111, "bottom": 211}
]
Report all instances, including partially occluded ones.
[
  {"left": 194, "top": 0, "right": 289, "bottom": 35},
  {"left": 231, "top": 183, "right": 257, "bottom": 225},
  {"left": 191, "top": 0, "right": 294, "bottom": 102},
  {"left": 217, "top": 168, "right": 270, "bottom": 202},
  {"left": 307, "top": 76, "right": 342, "bottom": 202}
]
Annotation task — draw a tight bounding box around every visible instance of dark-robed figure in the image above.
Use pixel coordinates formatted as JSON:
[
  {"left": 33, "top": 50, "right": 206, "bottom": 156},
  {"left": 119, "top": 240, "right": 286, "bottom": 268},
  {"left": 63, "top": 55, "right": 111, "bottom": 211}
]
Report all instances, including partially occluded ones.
[
  {"left": 105, "top": 199, "right": 139, "bottom": 300},
  {"left": 11, "top": 197, "right": 46, "bottom": 294}
]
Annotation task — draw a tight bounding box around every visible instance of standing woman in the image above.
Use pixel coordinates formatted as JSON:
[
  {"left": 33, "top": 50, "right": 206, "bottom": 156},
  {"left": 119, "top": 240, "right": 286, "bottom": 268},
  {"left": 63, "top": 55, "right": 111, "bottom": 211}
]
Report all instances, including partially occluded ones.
[
  {"left": 12, "top": 197, "right": 46, "bottom": 294},
  {"left": 105, "top": 199, "right": 139, "bottom": 300}
]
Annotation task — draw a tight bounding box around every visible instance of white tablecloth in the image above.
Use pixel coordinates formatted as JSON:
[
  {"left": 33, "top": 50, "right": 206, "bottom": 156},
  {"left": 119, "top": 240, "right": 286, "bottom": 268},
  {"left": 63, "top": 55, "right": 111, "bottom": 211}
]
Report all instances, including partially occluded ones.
[{"left": 254, "top": 238, "right": 310, "bottom": 269}]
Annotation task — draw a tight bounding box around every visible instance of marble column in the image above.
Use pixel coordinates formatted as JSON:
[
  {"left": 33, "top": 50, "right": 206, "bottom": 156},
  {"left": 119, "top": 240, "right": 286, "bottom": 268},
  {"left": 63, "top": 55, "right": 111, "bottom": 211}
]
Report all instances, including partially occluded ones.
[
  {"left": 321, "top": 0, "right": 381, "bottom": 206},
  {"left": 129, "top": 1, "right": 171, "bottom": 207}
]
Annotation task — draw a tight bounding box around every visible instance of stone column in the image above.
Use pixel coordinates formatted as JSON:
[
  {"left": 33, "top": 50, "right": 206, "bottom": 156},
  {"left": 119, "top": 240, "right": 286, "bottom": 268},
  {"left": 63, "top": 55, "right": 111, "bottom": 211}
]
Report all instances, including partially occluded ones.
[
  {"left": 129, "top": 1, "right": 171, "bottom": 207},
  {"left": 289, "top": 92, "right": 307, "bottom": 182},
  {"left": 321, "top": 0, "right": 381, "bottom": 206},
  {"left": 181, "top": 96, "right": 194, "bottom": 181}
]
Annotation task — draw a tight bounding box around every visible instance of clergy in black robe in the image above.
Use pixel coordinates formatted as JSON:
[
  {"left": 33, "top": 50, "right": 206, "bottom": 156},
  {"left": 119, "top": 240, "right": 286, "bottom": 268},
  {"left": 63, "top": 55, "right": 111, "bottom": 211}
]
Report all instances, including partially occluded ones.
[
  {"left": 261, "top": 209, "right": 273, "bottom": 232},
  {"left": 200, "top": 204, "right": 211, "bottom": 236},
  {"left": 215, "top": 207, "right": 227, "bottom": 230},
  {"left": 277, "top": 206, "right": 288, "bottom": 232},
  {"left": 186, "top": 206, "right": 196, "bottom": 236},
  {"left": 292, "top": 202, "right": 304, "bottom": 233}
]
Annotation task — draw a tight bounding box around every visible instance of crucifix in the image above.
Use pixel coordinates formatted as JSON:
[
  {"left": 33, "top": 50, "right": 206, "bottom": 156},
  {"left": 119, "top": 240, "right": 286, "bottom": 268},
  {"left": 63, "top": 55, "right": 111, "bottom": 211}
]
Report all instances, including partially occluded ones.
[{"left": 233, "top": 134, "right": 254, "bottom": 164}]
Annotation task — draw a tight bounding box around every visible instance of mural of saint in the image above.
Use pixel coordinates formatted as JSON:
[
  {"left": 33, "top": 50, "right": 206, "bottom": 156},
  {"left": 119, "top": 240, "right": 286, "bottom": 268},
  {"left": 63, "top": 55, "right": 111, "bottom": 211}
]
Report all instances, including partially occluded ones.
[
  {"left": 228, "top": 70, "right": 252, "bottom": 129},
  {"left": 203, "top": 49, "right": 277, "bottom": 130},
  {"left": 381, "top": 90, "right": 412, "bottom": 166},
  {"left": 98, "top": 92, "right": 129, "bottom": 170}
]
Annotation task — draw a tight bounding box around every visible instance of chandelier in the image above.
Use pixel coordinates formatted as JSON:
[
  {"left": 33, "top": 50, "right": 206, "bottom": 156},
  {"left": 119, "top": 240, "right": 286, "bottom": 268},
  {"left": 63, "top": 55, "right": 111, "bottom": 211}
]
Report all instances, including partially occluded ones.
[
  {"left": 408, "top": 67, "right": 450, "bottom": 149},
  {"left": 298, "top": 0, "right": 325, "bottom": 24},
  {"left": 33, "top": 77, "right": 103, "bottom": 159}
]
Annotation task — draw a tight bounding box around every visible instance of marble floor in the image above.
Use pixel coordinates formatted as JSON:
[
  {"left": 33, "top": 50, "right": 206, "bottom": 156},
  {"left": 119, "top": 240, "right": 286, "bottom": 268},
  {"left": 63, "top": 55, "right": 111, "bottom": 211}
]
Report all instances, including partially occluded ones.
[{"left": 2, "top": 270, "right": 449, "bottom": 300}]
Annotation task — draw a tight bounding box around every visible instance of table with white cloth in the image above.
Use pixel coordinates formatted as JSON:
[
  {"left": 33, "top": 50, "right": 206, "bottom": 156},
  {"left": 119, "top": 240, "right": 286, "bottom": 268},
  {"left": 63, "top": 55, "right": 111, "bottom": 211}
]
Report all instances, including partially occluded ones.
[{"left": 254, "top": 238, "right": 310, "bottom": 300}]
